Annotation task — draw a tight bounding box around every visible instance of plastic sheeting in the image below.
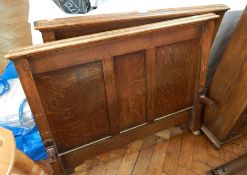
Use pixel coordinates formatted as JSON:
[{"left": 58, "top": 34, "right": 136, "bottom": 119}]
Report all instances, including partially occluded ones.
[
  {"left": 52, "top": 0, "right": 91, "bottom": 14},
  {"left": 0, "top": 61, "right": 47, "bottom": 160}
]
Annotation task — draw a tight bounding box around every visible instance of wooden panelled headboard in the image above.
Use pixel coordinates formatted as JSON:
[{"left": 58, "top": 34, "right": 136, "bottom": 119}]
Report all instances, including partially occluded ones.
[
  {"left": 34, "top": 4, "right": 229, "bottom": 42},
  {"left": 7, "top": 14, "right": 218, "bottom": 174}
]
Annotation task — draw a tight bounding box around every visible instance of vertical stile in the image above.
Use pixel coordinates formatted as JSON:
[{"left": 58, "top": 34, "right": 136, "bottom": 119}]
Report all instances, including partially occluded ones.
[
  {"left": 42, "top": 30, "right": 56, "bottom": 42},
  {"left": 102, "top": 58, "right": 120, "bottom": 135},
  {"left": 146, "top": 48, "right": 156, "bottom": 123},
  {"left": 14, "top": 58, "right": 65, "bottom": 174},
  {"left": 190, "top": 21, "right": 215, "bottom": 132}
]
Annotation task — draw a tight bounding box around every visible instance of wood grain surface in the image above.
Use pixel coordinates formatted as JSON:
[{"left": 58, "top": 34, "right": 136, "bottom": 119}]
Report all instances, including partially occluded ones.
[
  {"left": 114, "top": 51, "right": 146, "bottom": 130},
  {"left": 154, "top": 39, "right": 199, "bottom": 118},
  {"left": 203, "top": 6, "right": 247, "bottom": 145},
  {"left": 34, "top": 61, "right": 110, "bottom": 152}
]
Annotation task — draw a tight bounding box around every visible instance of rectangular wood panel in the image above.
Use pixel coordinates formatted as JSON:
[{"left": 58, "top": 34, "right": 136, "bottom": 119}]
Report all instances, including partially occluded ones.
[
  {"left": 154, "top": 39, "right": 200, "bottom": 118},
  {"left": 114, "top": 51, "right": 146, "bottom": 130},
  {"left": 34, "top": 61, "right": 110, "bottom": 152}
]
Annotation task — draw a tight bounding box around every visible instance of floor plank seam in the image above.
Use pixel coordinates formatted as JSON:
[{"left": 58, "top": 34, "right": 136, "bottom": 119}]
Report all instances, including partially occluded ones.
[{"left": 175, "top": 133, "right": 186, "bottom": 174}]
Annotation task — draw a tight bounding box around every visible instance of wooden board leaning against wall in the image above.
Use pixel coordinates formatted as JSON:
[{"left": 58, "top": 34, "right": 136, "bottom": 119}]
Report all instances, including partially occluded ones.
[
  {"left": 202, "top": 5, "right": 247, "bottom": 148},
  {"left": 6, "top": 13, "right": 220, "bottom": 174}
]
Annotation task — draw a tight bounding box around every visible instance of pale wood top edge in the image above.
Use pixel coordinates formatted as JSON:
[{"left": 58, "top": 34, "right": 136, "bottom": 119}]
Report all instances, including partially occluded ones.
[
  {"left": 34, "top": 4, "right": 229, "bottom": 30},
  {"left": 6, "top": 13, "right": 219, "bottom": 60}
]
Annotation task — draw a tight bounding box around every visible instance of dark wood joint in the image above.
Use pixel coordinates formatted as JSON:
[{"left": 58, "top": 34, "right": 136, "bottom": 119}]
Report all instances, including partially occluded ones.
[{"left": 44, "top": 139, "right": 57, "bottom": 164}]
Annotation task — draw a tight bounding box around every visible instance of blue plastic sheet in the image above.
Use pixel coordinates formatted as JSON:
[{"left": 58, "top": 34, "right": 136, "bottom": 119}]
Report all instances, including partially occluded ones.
[
  {"left": 1, "top": 61, "right": 18, "bottom": 80},
  {"left": 0, "top": 61, "right": 47, "bottom": 160}
]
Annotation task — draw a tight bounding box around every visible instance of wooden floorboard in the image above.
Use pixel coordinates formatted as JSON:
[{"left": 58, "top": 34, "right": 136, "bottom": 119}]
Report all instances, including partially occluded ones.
[
  {"left": 72, "top": 127, "right": 247, "bottom": 175},
  {"left": 0, "top": 0, "right": 32, "bottom": 74}
]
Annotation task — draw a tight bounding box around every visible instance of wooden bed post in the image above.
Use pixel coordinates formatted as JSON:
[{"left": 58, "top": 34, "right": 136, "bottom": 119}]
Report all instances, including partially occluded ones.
[
  {"left": 190, "top": 21, "right": 215, "bottom": 133},
  {"left": 14, "top": 59, "right": 65, "bottom": 174}
]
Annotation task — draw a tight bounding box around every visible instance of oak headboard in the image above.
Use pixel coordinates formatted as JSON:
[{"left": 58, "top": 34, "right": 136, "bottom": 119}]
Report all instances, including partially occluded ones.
[{"left": 7, "top": 14, "right": 218, "bottom": 174}]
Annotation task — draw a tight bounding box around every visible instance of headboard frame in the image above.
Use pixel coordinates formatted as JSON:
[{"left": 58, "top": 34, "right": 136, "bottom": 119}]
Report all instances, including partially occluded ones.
[{"left": 6, "top": 14, "right": 218, "bottom": 174}]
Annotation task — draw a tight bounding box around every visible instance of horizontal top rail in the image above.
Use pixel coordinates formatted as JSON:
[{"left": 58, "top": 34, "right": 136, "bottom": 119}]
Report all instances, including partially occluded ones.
[
  {"left": 6, "top": 13, "right": 219, "bottom": 60},
  {"left": 34, "top": 4, "right": 229, "bottom": 30}
]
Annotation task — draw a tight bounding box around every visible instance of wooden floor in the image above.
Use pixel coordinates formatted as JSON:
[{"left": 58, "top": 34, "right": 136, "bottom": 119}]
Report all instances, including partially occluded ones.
[
  {"left": 0, "top": 0, "right": 31, "bottom": 74},
  {"left": 72, "top": 128, "right": 247, "bottom": 175}
]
